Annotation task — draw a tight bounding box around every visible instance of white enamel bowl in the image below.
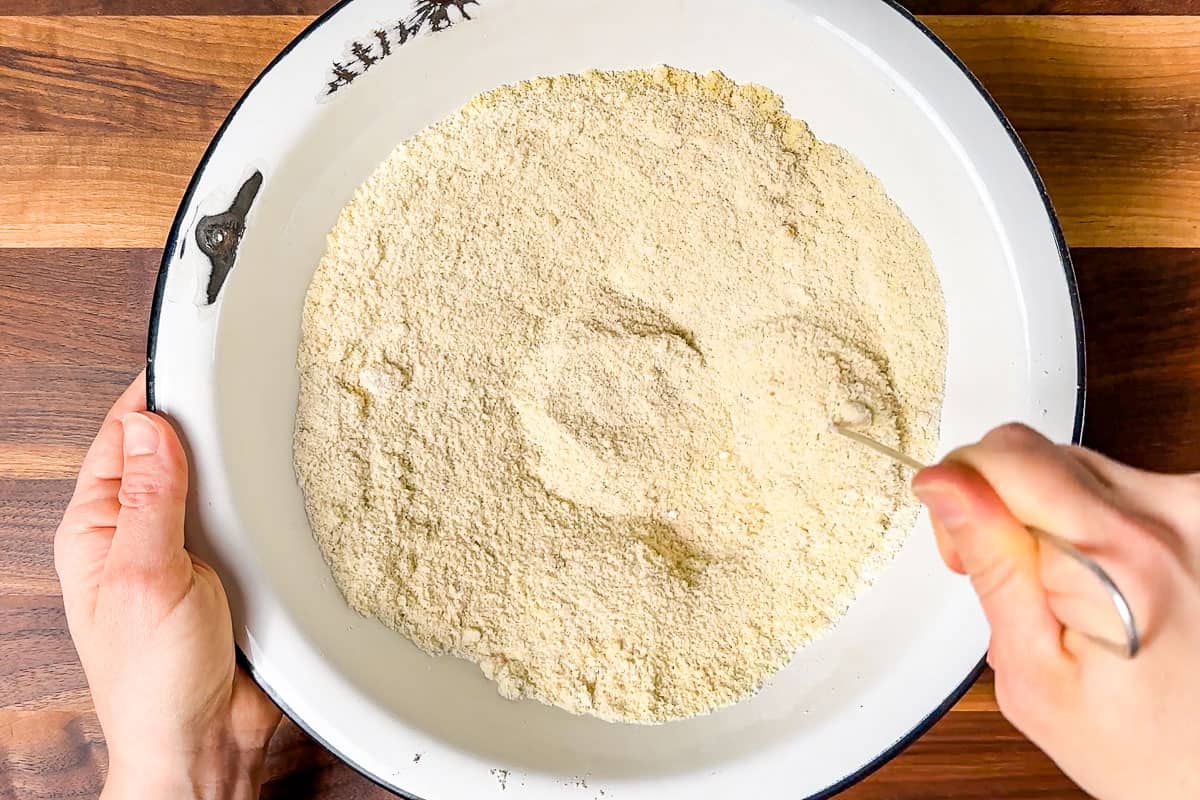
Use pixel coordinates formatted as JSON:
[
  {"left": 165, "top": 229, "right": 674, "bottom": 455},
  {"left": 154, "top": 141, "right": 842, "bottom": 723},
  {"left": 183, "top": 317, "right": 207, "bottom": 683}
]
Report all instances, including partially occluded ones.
[{"left": 147, "top": 1, "right": 1083, "bottom": 797}]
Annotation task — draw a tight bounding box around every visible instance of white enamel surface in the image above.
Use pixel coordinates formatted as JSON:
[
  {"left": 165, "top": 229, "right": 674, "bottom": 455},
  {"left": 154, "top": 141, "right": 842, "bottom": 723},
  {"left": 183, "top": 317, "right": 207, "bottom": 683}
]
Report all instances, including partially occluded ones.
[{"left": 150, "top": 0, "right": 1081, "bottom": 797}]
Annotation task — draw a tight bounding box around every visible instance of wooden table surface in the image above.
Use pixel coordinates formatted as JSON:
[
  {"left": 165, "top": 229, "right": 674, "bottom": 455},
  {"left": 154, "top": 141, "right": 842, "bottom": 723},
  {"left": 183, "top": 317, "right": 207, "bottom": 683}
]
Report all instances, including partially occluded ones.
[{"left": 4, "top": 0, "right": 1200, "bottom": 797}]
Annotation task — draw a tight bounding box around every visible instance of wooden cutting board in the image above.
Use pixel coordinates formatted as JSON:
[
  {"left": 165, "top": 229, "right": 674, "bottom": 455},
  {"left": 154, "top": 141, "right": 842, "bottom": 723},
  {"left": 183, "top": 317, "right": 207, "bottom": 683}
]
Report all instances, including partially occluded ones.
[{"left": 4, "top": 1, "right": 1200, "bottom": 797}]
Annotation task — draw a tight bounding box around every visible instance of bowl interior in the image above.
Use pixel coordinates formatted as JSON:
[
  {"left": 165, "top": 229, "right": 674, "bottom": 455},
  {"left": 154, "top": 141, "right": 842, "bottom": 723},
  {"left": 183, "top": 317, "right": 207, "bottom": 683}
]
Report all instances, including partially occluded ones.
[{"left": 151, "top": 0, "right": 1080, "bottom": 797}]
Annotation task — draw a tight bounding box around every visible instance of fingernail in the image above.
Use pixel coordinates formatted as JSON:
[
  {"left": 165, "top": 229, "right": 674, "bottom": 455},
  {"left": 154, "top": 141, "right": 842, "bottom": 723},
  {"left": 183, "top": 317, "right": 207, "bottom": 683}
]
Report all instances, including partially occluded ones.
[
  {"left": 914, "top": 483, "right": 967, "bottom": 529},
  {"left": 122, "top": 412, "right": 160, "bottom": 457}
]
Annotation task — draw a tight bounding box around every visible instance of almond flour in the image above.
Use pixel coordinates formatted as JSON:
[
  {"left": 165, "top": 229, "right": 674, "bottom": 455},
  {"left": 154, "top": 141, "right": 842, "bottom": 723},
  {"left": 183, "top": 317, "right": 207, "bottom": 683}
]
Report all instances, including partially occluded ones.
[{"left": 294, "top": 67, "right": 946, "bottom": 723}]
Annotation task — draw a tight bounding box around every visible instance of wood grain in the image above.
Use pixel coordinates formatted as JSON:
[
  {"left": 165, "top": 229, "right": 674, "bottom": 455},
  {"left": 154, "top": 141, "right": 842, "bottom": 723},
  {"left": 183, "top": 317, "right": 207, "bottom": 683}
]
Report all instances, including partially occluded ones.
[
  {"left": 6, "top": 16, "right": 1200, "bottom": 247},
  {"left": 932, "top": 16, "right": 1200, "bottom": 131},
  {"left": 6, "top": 128, "right": 1195, "bottom": 248},
  {"left": 1029, "top": 131, "right": 1200, "bottom": 247},
  {"left": 3, "top": 232, "right": 1143, "bottom": 799},
  {"left": 0, "top": 0, "right": 333, "bottom": 13},
  {"left": 2, "top": 4, "right": 1196, "bottom": 799},
  {"left": 0, "top": 248, "right": 153, "bottom": 474},
  {"left": 0, "top": 135, "right": 207, "bottom": 248},
  {"left": 0, "top": 16, "right": 306, "bottom": 134},
  {"left": 906, "top": 0, "right": 1200, "bottom": 11},
  {"left": 1073, "top": 248, "right": 1200, "bottom": 471},
  {"left": 1, "top": 0, "right": 1197, "bottom": 15},
  {"left": 7, "top": 15, "right": 1200, "bottom": 135}
]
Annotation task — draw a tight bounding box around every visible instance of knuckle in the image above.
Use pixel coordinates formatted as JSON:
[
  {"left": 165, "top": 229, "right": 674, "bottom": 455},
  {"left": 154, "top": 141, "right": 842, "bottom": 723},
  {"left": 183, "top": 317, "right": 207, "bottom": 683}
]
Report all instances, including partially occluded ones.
[
  {"left": 117, "top": 473, "right": 177, "bottom": 507},
  {"left": 109, "top": 560, "right": 168, "bottom": 596},
  {"left": 983, "top": 422, "right": 1041, "bottom": 451}
]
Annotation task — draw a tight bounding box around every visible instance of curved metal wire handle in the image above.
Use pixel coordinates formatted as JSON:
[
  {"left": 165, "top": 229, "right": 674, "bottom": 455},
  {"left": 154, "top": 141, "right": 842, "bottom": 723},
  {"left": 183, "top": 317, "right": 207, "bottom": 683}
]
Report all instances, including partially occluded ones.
[
  {"left": 1033, "top": 529, "right": 1140, "bottom": 658},
  {"left": 834, "top": 426, "right": 1141, "bottom": 659}
]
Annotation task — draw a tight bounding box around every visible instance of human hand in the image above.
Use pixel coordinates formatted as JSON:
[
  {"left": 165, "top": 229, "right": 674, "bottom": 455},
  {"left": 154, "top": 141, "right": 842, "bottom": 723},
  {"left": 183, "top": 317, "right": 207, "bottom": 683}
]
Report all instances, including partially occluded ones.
[
  {"left": 55, "top": 373, "right": 281, "bottom": 800},
  {"left": 913, "top": 424, "right": 1200, "bottom": 800}
]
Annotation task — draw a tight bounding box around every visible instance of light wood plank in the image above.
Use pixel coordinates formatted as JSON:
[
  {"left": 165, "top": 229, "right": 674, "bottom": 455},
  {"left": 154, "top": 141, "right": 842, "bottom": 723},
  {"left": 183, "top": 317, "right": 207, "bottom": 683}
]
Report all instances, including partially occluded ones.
[
  {"left": 5, "top": 127, "right": 1198, "bottom": 248},
  {"left": 929, "top": 15, "right": 1200, "bottom": 131},
  {"left": 1029, "top": 130, "right": 1200, "bottom": 247},
  {"left": 5, "top": 17, "right": 1200, "bottom": 246},
  {"left": 0, "top": 134, "right": 204, "bottom": 247},
  {"left": 911, "top": 0, "right": 1200, "bottom": 13},
  {"left": 0, "top": 444, "right": 86, "bottom": 479},
  {"left": 6, "top": 15, "right": 1200, "bottom": 134},
  {"left": 2, "top": 14, "right": 1199, "bottom": 132},
  {"left": 0, "top": 0, "right": 328, "bottom": 11}
]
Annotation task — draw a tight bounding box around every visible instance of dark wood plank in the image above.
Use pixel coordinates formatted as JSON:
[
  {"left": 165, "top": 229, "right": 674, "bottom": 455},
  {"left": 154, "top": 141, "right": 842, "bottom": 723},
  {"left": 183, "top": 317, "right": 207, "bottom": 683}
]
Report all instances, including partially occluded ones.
[
  {"left": 0, "top": 479, "right": 72, "bottom": 597},
  {"left": 7, "top": 246, "right": 1200, "bottom": 478},
  {"left": 0, "top": 480, "right": 98, "bottom": 794},
  {"left": 1074, "top": 248, "right": 1200, "bottom": 472},
  {"left": 1026, "top": 130, "right": 1200, "bottom": 248},
  {"left": 847, "top": 707, "right": 1088, "bottom": 799},
  {"left": 0, "top": 249, "right": 152, "bottom": 479},
  {"left": 0, "top": 16, "right": 306, "bottom": 135},
  {"left": 0, "top": 248, "right": 157, "bottom": 365},
  {"left": 0, "top": 708, "right": 107, "bottom": 800}
]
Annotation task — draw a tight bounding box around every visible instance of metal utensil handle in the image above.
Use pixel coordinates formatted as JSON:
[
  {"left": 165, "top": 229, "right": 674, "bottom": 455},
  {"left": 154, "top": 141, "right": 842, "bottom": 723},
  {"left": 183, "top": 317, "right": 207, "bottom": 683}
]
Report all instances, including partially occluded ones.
[
  {"left": 832, "top": 425, "right": 1141, "bottom": 659},
  {"left": 1032, "top": 529, "right": 1141, "bottom": 658}
]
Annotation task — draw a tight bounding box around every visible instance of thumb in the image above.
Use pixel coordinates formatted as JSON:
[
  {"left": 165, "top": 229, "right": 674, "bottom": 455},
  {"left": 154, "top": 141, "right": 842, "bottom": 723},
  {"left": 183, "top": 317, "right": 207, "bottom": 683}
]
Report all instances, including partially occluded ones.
[
  {"left": 913, "top": 461, "right": 1065, "bottom": 671},
  {"left": 109, "top": 412, "right": 188, "bottom": 570}
]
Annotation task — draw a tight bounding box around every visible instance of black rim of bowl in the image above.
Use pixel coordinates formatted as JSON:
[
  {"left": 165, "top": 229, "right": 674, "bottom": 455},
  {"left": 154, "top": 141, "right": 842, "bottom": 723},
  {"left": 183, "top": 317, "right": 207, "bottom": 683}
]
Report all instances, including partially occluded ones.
[{"left": 144, "top": 1, "right": 1085, "bottom": 797}]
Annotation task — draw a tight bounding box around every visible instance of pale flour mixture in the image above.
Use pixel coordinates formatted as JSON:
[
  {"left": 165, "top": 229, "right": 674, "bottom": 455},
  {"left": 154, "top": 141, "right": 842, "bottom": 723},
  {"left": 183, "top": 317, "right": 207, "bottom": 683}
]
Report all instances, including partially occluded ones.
[{"left": 295, "top": 67, "right": 946, "bottom": 723}]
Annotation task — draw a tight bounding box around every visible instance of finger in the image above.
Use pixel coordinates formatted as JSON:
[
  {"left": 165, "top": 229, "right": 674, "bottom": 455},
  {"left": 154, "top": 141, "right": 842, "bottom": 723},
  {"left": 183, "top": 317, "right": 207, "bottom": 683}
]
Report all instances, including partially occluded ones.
[
  {"left": 108, "top": 411, "right": 189, "bottom": 572},
  {"left": 962, "top": 429, "right": 1176, "bottom": 653},
  {"left": 913, "top": 461, "right": 1069, "bottom": 674},
  {"left": 948, "top": 424, "right": 1125, "bottom": 552},
  {"left": 929, "top": 516, "right": 965, "bottom": 574},
  {"left": 1040, "top": 542, "right": 1133, "bottom": 655},
  {"left": 62, "top": 420, "right": 124, "bottom": 532},
  {"left": 231, "top": 668, "right": 283, "bottom": 749},
  {"left": 56, "top": 421, "right": 122, "bottom": 603},
  {"left": 1041, "top": 514, "right": 1174, "bottom": 655},
  {"left": 56, "top": 376, "right": 148, "bottom": 612},
  {"left": 64, "top": 372, "right": 150, "bottom": 521},
  {"left": 56, "top": 436, "right": 121, "bottom": 615}
]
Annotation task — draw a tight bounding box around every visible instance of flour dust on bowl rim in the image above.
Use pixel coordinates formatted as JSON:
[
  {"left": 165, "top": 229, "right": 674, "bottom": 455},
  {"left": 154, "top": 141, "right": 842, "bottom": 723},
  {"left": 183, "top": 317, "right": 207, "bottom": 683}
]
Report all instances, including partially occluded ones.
[{"left": 146, "top": 0, "right": 1083, "bottom": 797}]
